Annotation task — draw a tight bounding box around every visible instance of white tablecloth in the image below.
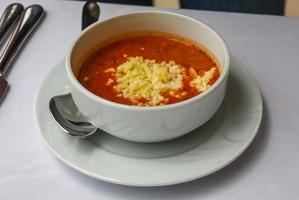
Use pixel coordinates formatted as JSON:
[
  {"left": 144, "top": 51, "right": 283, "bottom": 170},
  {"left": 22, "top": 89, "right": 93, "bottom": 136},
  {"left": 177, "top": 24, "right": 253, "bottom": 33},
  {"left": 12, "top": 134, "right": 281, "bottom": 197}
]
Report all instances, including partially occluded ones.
[{"left": 0, "top": 0, "right": 298, "bottom": 199}]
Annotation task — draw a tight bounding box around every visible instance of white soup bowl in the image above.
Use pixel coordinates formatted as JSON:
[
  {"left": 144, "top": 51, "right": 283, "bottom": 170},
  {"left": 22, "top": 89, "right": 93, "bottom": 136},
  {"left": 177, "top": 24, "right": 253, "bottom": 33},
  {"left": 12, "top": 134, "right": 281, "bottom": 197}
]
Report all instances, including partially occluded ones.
[{"left": 66, "top": 11, "right": 230, "bottom": 142}]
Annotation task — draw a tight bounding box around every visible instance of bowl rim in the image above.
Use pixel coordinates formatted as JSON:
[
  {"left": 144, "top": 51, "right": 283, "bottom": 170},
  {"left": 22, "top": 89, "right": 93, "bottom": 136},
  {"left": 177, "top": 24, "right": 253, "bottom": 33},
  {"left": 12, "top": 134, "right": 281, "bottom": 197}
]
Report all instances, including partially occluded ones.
[{"left": 66, "top": 10, "right": 230, "bottom": 111}]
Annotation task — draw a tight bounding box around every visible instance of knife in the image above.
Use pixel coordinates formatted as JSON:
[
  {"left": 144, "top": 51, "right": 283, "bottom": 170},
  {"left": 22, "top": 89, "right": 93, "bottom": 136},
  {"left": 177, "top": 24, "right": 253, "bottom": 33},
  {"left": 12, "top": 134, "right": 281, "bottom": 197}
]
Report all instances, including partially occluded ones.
[
  {"left": 0, "top": 5, "right": 45, "bottom": 100},
  {"left": 0, "top": 3, "right": 24, "bottom": 43}
]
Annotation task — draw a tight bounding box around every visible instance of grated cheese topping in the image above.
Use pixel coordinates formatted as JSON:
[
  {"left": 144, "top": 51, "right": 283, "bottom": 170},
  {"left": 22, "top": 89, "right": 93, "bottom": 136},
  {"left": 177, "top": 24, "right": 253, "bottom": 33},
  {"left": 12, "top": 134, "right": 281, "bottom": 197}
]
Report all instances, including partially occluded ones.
[
  {"left": 190, "top": 67, "right": 216, "bottom": 92},
  {"left": 112, "top": 56, "right": 183, "bottom": 106},
  {"left": 104, "top": 56, "right": 217, "bottom": 106},
  {"left": 106, "top": 78, "right": 114, "bottom": 86}
]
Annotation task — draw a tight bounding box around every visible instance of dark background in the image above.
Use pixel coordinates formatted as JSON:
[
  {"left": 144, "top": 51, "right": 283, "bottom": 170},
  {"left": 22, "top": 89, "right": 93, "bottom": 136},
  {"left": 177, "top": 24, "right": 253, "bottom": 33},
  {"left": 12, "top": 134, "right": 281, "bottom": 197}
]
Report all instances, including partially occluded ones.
[{"left": 93, "top": 0, "right": 285, "bottom": 15}]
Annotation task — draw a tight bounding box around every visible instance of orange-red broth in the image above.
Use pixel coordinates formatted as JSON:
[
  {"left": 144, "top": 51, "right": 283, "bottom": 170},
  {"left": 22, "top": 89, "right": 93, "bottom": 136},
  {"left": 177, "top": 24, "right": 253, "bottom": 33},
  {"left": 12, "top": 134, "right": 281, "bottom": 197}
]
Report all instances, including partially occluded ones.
[{"left": 78, "top": 34, "right": 220, "bottom": 106}]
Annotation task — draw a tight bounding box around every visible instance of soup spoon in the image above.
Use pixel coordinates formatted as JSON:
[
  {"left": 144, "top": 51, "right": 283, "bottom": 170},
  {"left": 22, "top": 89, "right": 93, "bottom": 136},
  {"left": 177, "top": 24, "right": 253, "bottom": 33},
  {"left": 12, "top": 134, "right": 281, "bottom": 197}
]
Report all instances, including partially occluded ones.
[
  {"left": 49, "top": 1, "right": 100, "bottom": 138},
  {"left": 49, "top": 93, "right": 98, "bottom": 138}
]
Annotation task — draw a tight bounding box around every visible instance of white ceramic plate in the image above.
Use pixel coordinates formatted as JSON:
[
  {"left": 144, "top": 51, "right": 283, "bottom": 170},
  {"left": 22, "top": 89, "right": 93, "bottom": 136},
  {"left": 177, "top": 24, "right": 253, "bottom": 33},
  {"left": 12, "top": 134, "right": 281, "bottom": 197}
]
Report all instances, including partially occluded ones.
[{"left": 34, "top": 57, "right": 263, "bottom": 187}]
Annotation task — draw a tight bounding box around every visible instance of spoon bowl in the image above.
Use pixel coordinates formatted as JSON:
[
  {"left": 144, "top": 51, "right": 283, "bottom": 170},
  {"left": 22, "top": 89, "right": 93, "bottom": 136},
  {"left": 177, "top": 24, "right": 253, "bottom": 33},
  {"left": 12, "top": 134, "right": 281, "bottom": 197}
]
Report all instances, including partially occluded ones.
[{"left": 49, "top": 93, "right": 98, "bottom": 138}]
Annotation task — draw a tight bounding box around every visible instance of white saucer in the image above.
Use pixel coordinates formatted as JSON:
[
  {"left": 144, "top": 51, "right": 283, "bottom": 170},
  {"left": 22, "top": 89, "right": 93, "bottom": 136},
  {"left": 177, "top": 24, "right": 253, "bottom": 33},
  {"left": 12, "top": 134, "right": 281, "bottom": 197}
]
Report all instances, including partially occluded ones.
[{"left": 34, "top": 57, "right": 263, "bottom": 187}]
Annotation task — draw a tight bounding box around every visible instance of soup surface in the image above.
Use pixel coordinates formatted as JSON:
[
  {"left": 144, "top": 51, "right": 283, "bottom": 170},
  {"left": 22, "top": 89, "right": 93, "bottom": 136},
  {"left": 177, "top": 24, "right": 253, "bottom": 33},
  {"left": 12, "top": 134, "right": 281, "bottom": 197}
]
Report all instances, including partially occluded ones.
[{"left": 78, "top": 34, "right": 220, "bottom": 106}]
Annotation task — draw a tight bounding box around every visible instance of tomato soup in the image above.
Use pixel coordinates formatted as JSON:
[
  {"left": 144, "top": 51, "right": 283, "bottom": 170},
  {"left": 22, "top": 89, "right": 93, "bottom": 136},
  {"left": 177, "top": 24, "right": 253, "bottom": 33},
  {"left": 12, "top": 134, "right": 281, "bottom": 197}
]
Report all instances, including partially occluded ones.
[{"left": 78, "top": 33, "right": 220, "bottom": 106}]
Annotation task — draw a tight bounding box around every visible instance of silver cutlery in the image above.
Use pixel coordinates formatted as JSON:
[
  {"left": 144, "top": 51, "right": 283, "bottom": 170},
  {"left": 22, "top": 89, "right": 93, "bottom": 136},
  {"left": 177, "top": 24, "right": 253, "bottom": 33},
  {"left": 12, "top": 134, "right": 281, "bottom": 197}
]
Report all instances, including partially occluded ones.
[
  {"left": 0, "top": 5, "right": 45, "bottom": 99},
  {"left": 49, "top": 93, "right": 98, "bottom": 138},
  {"left": 0, "top": 3, "right": 24, "bottom": 42},
  {"left": 49, "top": 1, "right": 100, "bottom": 138},
  {"left": 82, "top": 0, "right": 100, "bottom": 31}
]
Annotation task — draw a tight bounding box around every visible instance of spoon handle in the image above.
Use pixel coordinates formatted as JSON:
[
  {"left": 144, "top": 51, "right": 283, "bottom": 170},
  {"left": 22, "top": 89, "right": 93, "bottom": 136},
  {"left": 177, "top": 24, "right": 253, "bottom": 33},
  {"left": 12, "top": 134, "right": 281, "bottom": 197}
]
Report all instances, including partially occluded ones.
[
  {"left": 0, "top": 5, "right": 45, "bottom": 73},
  {"left": 0, "top": 3, "right": 24, "bottom": 42},
  {"left": 82, "top": 0, "right": 100, "bottom": 31}
]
